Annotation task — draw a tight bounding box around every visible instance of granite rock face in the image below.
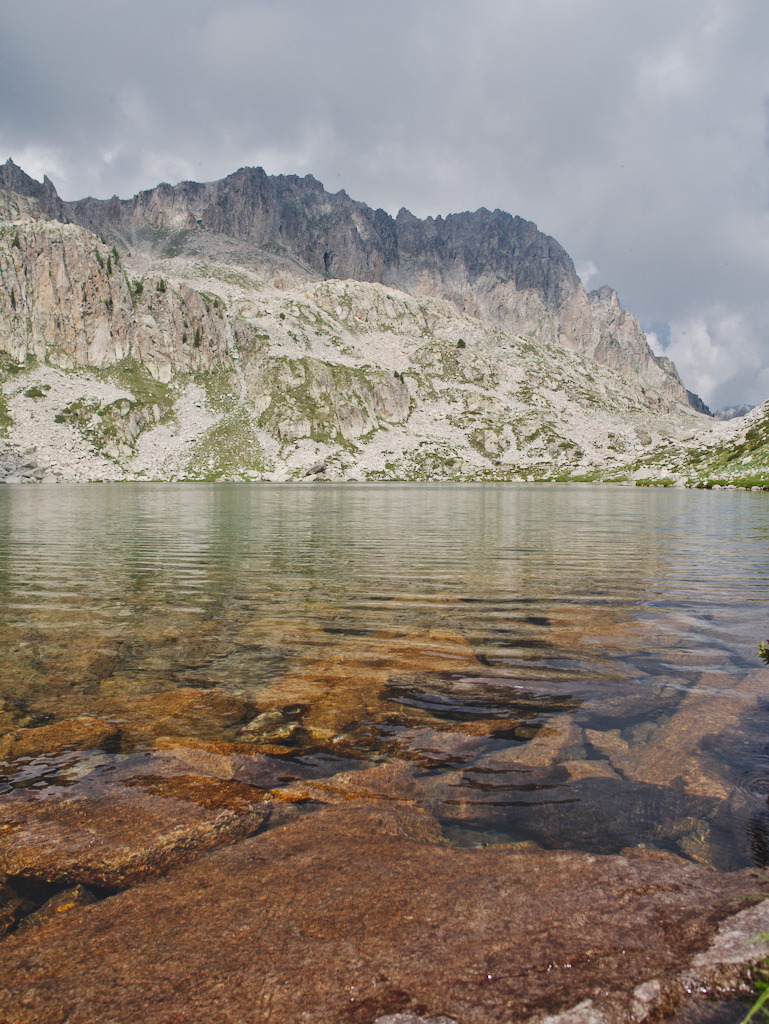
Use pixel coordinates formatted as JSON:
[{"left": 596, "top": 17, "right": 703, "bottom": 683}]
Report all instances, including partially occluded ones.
[
  {"left": 0, "top": 199, "right": 236, "bottom": 381},
  {"left": 587, "top": 285, "right": 691, "bottom": 403}
]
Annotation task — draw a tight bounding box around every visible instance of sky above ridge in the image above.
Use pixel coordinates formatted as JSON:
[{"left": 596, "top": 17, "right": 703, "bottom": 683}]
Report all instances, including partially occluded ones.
[{"left": 1, "top": 0, "right": 768, "bottom": 409}]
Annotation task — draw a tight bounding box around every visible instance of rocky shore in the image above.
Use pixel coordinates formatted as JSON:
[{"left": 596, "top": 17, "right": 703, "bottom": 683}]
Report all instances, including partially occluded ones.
[{"left": 1, "top": 749, "right": 767, "bottom": 1024}]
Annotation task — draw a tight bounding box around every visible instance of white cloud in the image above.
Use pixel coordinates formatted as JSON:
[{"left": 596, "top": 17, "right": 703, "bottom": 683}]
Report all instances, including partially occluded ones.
[
  {"left": 662, "top": 309, "right": 764, "bottom": 409},
  {"left": 575, "top": 261, "right": 600, "bottom": 289},
  {"left": 1, "top": 0, "right": 768, "bottom": 404},
  {"left": 637, "top": 44, "right": 700, "bottom": 101}
]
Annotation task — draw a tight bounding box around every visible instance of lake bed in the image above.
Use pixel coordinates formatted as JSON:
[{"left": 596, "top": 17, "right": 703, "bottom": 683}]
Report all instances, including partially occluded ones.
[{"left": 1, "top": 482, "right": 768, "bottom": 1023}]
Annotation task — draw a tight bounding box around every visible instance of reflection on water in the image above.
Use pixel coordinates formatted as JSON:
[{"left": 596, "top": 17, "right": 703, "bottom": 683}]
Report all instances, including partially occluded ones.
[{"left": 1, "top": 482, "right": 769, "bottom": 871}]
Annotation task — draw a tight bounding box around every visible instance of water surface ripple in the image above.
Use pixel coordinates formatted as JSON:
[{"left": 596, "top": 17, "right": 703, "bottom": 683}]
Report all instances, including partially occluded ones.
[{"left": 1, "top": 482, "right": 768, "bottom": 869}]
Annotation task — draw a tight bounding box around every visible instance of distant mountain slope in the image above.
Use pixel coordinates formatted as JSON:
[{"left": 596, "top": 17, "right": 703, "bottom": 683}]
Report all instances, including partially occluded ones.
[
  {"left": 714, "top": 404, "right": 754, "bottom": 421},
  {"left": 0, "top": 162, "right": 743, "bottom": 486}
]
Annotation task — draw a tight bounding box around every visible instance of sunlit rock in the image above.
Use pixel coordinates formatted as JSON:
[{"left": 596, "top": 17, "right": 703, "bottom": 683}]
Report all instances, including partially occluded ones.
[
  {"left": 0, "top": 716, "right": 120, "bottom": 761},
  {"left": 117, "top": 686, "right": 251, "bottom": 744},
  {"left": 248, "top": 629, "right": 487, "bottom": 748}
]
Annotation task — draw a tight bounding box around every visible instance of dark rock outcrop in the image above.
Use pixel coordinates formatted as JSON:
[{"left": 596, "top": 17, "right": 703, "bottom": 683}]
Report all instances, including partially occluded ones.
[{"left": 685, "top": 390, "right": 713, "bottom": 416}]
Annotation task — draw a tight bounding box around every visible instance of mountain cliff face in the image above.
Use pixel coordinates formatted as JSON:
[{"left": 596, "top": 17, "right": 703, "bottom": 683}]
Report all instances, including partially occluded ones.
[
  {"left": 0, "top": 159, "right": 733, "bottom": 485},
  {"left": 0, "top": 162, "right": 66, "bottom": 223},
  {"left": 0, "top": 210, "right": 235, "bottom": 379}
]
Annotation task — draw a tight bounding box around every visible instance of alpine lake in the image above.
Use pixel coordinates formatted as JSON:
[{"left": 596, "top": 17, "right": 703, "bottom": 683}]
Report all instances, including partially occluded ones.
[{"left": 1, "top": 481, "right": 769, "bottom": 1024}]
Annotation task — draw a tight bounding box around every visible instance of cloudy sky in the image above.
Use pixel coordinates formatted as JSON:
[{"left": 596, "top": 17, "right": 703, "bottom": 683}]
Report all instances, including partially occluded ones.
[{"left": 2, "top": 0, "right": 767, "bottom": 409}]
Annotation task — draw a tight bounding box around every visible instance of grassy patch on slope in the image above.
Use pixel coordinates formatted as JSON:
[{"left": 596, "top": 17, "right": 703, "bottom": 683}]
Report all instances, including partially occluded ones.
[{"left": 180, "top": 408, "right": 269, "bottom": 480}]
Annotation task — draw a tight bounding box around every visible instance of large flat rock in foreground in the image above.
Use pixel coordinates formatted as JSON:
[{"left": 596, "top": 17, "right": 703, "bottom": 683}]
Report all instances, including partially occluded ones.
[{"left": 0, "top": 796, "right": 763, "bottom": 1024}]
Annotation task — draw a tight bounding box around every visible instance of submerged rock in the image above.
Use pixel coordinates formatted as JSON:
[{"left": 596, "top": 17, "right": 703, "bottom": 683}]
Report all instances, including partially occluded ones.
[
  {"left": 16, "top": 884, "right": 98, "bottom": 931},
  {"left": 0, "top": 772, "right": 269, "bottom": 889},
  {"left": 0, "top": 716, "right": 121, "bottom": 761},
  {"left": 0, "top": 798, "right": 763, "bottom": 1024},
  {"left": 117, "top": 686, "right": 251, "bottom": 744},
  {"left": 272, "top": 761, "right": 444, "bottom": 844},
  {"left": 248, "top": 629, "right": 514, "bottom": 754},
  {"left": 583, "top": 667, "right": 769, "bottom": 803}
]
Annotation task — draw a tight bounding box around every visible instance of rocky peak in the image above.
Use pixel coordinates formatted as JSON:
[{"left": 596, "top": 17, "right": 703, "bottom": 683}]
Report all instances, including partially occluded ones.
[
  {"left": 390, "top": 206, "right": 579, "bottom": 310},
  {"left": 59, "top": 168, "right": 585, "bottom": 312},
  {"left": 0, "top": 159, "right": 66, "bottom": 222},
  {"left": 36, "top": 166, "right": 642, "bottom": 361},
  {"left": 585, "top": 285, "right": 708, "bottom": 406},
  {"left": 55, "top": 167, "right": 691, "bottom": 399},
  {"left": 588, "top": 283, "right": 620, "bottom": 312}
]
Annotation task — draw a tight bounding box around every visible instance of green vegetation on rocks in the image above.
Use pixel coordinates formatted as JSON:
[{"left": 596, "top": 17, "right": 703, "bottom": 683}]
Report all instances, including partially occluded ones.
[{"left": 181, "top": 408, "right": 268, "bottom": 481}]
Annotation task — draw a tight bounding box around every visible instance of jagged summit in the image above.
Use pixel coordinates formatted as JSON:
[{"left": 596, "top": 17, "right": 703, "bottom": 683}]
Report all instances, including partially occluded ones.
[{"left": 0, "top": 159, "right": 66, "bottom": 221}]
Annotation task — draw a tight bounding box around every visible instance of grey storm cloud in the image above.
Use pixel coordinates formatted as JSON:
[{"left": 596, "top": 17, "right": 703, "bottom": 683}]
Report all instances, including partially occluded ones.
[{"left": 1, "top": 0, "right": 768, "bottom": 408}]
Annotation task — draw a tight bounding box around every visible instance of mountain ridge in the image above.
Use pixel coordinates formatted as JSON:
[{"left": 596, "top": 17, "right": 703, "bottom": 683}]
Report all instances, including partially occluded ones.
[
  {"left": 0, "top": 158, "right": 699, "bottom": 413},
  {"left": 3, "top": 159, "right": 763, "bottom": 488}
]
